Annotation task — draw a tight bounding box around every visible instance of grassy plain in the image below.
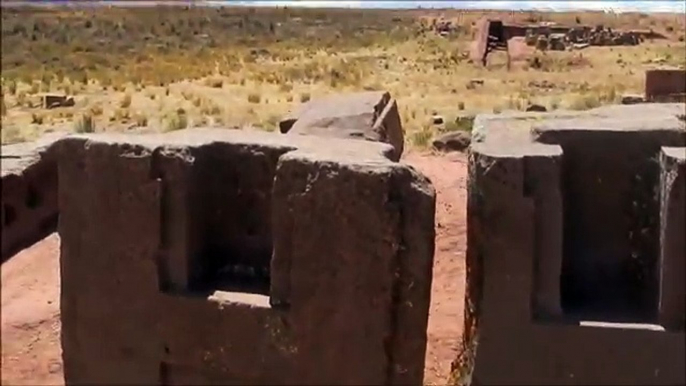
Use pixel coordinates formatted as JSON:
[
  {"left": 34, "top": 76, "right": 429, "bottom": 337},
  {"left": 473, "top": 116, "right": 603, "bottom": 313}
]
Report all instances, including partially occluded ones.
[{"left": 1, "top": 5, "right": 685, "bottom": 146}]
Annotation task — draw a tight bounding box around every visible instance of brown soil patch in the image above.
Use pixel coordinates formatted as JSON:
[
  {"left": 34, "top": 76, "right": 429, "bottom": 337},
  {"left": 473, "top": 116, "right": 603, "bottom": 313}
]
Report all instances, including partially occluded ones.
[
  {"left": 1, "top": 234, "right": 62, "bottom": 386},
  {"left": 0, "top": 152, "right": 467, "bottom": 386},
  {"left": 406, "top": 151, "right": 467, "bottom": 385}
]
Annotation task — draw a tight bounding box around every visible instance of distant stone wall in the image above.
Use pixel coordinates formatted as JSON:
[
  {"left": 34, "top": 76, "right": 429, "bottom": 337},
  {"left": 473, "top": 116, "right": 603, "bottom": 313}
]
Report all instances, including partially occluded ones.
[
  {"left": 456, "top": 104, "right": 686, "bottom": 385},
  {"left": 1, "top": 133, "right": 65, "bottom": 261},
  {"left": 56, "top": 129, "right": 436, "bottom": 385}
]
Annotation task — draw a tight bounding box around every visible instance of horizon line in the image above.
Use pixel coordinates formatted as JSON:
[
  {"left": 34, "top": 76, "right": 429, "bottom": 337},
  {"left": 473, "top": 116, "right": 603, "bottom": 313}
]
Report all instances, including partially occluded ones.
[{"left": 1, "top": 0, "right": 685, "bottom": 14}]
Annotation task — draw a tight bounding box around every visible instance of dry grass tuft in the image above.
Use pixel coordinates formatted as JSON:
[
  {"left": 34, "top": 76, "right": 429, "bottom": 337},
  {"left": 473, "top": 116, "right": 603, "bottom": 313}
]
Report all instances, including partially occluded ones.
[
  {"left": 30, "top": 112, "right": 44, "bottom": 125},
  {"left": 120, "top": 93, "right": 132, "bottom": 108},
  {"left": 248, "top": 93, "right": 262, "bottom": 104},
  {"left": 204, "top": 77, "right": 224, "bottom": 88},
  {"left": 74, "top": 113, "right": 95, "bottom": 133},
  {"left": 164, "top": 109, "right": 188, "bottom": 132}
]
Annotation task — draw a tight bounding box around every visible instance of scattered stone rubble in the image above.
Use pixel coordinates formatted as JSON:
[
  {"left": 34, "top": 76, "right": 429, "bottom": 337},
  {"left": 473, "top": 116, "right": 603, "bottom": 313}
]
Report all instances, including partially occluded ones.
[
  {"left": 421, "top": 18, "right": 461, "bottom": 37},
  {"left": 526, "top": 24, "right": 642, "bottom": 51}
]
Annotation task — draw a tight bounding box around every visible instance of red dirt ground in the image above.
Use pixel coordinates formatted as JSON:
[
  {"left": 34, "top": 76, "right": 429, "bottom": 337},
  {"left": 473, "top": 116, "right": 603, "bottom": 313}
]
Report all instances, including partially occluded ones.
[{"left": 0, "top": 151, "right": 467, "bottom": 386}]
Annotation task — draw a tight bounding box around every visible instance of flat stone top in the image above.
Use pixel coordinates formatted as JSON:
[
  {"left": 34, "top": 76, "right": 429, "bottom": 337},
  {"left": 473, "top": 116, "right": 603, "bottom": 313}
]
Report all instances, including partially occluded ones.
[
  {"left": 590, "top": 102, "right": 685, "bottom": 117},
  {"left": 533, "top": 115, "right": 685, "bottom": 135},
  {"left": 208, "top": 290, "right": 271, "bottom": 309},
  {"left": 1, "top": 155, "right": 36, "bottom": 177},
  {"left": 663, "top": 147, "right": 686, "bottom": 161},
  {"left": 473, "top": 103, "right": 686, "bottom": 149},
  {"left": 59, "top": 127, "right": 397, "bottom": 164},
  {"left": 646, "top": 67, "right": 686, "bottom": 74},
  {"left": 471, "top": 141, "right": 563, "bottom": 158},
  {"left": 291, "top": 90, "right": 391, "bottom": 124},
  {"left": 1, "top": 132, "right": 68, "bottom": 177},
  {"left": 306, "top": 90, "right": 389, "bottom": 108},
  {"left": 578, "top": 321, "right": 666, "bottom": 332},
  {"left": 2, "top": 142, "right": 40, "bottom": 159}
]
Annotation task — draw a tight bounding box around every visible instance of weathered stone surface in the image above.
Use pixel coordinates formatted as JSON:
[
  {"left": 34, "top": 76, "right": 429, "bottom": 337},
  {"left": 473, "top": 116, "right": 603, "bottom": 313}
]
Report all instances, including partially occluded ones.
[
  {"left": 278, "top": 110, "right": 300, "bottom": 134},
  {"left": 41, "top": 94, "right": 75, "bottom": 109},
  {"left": 533, "top": 117, "right": 685, "bottom": 321},
  {"left": 1, "top": 132, "right": 67, "bottom": 261},
  {"left": 525, "top": 103, "right": 547, "bottom": 112},
  {"left": 284, "top": 91, "right": 405, "bottom": 161},
  {"left": 659, "top": 146, "right": 686, "bottom": 331},
  {"left": 471, "top": 103, "right": 686, "bottom": 146},
  {"left": 645, "top": 68, "right": 686, "bottom": 102},
  {"left": 432, "top": 131, "right": 471, "bottom": 152},
  {"left": 621, "top": 93, "right": 645, "bottom": 105},
  {"left": 458, "top": 105, "right": 686, "bottom": 385},
  {"left": 56, "top": 128, "right": 435, "bottom": 385}
]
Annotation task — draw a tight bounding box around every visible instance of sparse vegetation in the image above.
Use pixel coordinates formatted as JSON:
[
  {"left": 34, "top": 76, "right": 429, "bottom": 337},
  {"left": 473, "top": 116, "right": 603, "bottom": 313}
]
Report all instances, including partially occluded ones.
[
  {"left": 164, "top": 108, "right": 188, "bottom": 132},
  {"left": 569, "top": 93, "right": 602, "bottom": 110},
  {"left": 134, "top": 113, "right": 148, "bottom": 127},
  {"left": 120, "top": 93, "right": 132, "bottom": 108},
  {"left": 0, "top": 6, "right": 684, "bottom": 145},
  {"left": 204, "top": 77, "right": 224, "bottom": 88},
  {"left": 6, "top": 80, "right": 17, "bottom": 95},
  {"left": 444, "top": 115, "right": 475, "bottom": 132},
  {"left": 74, "top": 113, "right": 95, "bottom": 133},
  {"left": 113, "top": 108, "right": 130, "bottom": 122},
  {"left": 15, "top": 91, "right": 26, "bottom": 107},
  {"left": 248, "top": 93, "right": 261, "bottom": 104},
  {"left": 89, "top": 104, "right": 104, "bottom": 116},
  {"left": 1, "top": 125, "right": 24, "bottom": 144},
  {"left": 30, "top": 112, "right": 43, "bottom": 124},
  {"left": 409, "top": 126, "right": 434, "bottom": 147}
]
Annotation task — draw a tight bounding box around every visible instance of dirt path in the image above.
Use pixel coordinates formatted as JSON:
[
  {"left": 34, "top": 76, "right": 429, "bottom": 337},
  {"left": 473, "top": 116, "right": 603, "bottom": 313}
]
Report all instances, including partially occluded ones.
[
  {"left": 405, "top": 151, "right": 467, "bottom": 386},
  {"left": 0, "top": 152, "right": 467, "bottom": 386}
]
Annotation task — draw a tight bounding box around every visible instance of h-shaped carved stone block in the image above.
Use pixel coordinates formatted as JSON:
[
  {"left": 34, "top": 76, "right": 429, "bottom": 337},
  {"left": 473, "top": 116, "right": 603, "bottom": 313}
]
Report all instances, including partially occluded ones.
[
  {"left": 55, "top": 129, "right": 435, "bottom": 385},
  {"left": 457, "top": 105, "right": 686, "bottom": 385}
]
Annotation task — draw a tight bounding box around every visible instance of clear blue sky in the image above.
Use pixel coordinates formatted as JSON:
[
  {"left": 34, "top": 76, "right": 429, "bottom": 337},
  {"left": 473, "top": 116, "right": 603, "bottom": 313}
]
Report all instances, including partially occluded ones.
[{"left": 226, "top": 1, "right": 686, "bottom": 13}]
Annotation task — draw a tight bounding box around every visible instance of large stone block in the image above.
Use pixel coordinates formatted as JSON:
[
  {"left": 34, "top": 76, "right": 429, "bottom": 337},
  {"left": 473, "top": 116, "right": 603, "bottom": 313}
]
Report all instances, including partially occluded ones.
[
  {"left": 456, "top": 105, "right": 686, "bottom": 385},
  {"left": 659, "top": 147, "right": 686, "bottom": 331},
  {"left": 282, "top": 91, "right": 405, "bottom": 162},
  {"left": 55, "top": 128, "right": 434, "bottom": 385},
  {"left": 645, "top": 68, "right": 686, "bottom": 102},
  {"left": 1, "top": 132, "right": 66, "bottom": 261}
]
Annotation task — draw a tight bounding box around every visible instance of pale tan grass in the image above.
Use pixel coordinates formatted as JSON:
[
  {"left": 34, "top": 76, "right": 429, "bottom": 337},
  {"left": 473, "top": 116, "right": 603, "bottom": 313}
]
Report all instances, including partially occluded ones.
[{"left": 2, "top": 8, "right": 684, "bottom": 147}]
